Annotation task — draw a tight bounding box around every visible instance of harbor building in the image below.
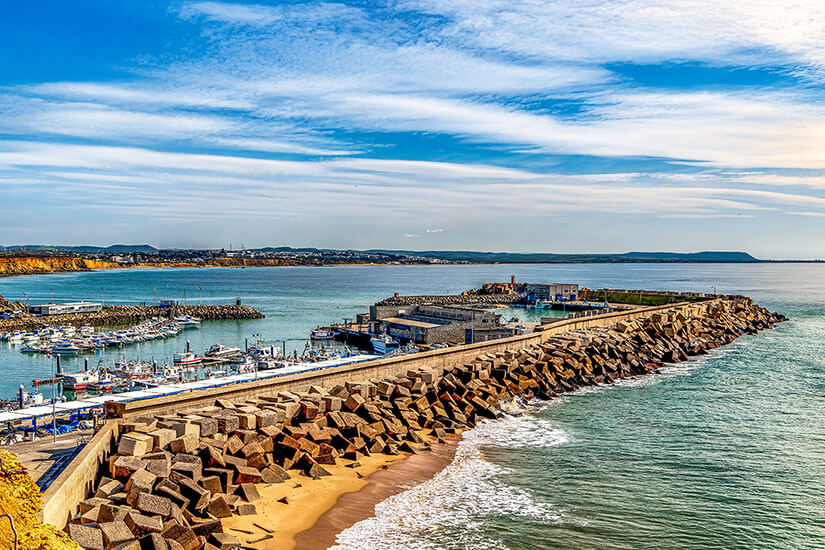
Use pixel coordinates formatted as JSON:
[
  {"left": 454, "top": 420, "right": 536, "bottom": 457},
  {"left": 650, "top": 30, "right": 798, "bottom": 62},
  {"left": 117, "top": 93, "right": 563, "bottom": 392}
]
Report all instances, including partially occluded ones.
[
  {"left": 370, "top": 303, "right": 501, "bottom": 345},
  {"left": 525, "top": 283, "right": 579, "bottom": 301},
  {"left": 27, "top": 301, "right": 103, "bottom": 316}
]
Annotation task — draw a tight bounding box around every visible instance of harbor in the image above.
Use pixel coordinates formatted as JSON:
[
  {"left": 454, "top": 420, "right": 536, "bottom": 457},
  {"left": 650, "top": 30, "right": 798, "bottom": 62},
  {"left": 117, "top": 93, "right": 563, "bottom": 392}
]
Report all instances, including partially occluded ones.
[{"left": 39, "top": 293, "right": 784, "bottom": 550}]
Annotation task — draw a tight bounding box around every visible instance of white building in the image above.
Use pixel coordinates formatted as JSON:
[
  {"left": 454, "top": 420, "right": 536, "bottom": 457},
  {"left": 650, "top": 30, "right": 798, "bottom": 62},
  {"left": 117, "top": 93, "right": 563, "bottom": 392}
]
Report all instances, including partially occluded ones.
[{"left": 27, "top": 302, "right": 103, "bottom": 316}]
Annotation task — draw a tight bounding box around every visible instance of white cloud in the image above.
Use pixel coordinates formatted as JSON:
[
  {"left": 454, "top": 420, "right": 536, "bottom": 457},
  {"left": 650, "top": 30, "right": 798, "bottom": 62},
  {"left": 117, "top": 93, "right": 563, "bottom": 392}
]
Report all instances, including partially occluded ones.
[
  {"left": 404, "top": 0, "right": 825, "bottom": 78},
  {"left": 787, "top": 210, "right": 825, "bottom": 217},
  {"left": 425, "top": 228, "right": 444, "bottom": 233},
  {"left": 403, "top": 233, "right": 421, "bottom": 238}
]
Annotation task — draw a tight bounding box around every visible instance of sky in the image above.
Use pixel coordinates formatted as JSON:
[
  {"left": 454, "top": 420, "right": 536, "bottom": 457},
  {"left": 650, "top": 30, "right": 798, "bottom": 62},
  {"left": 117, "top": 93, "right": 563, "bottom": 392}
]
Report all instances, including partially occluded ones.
[{"left": 1, "top": 1, "right": 824, "bottom": 258}]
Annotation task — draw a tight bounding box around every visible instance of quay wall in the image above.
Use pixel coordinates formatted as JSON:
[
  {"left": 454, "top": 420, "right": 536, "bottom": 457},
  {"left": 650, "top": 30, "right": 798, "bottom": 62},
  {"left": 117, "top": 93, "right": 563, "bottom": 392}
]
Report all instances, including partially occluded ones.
[
  {"left": 40, "top": 422, "right": 120, "bottom": 528},
  {"left": 39, "top": 299, "right": 718, "bottom": 528}
]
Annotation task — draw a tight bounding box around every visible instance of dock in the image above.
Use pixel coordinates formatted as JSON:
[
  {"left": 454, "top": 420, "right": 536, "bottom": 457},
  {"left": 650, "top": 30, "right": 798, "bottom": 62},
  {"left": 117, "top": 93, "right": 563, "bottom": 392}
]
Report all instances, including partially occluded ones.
[{"left": 0, "top": 353, "right": 379, "bottom": 431}]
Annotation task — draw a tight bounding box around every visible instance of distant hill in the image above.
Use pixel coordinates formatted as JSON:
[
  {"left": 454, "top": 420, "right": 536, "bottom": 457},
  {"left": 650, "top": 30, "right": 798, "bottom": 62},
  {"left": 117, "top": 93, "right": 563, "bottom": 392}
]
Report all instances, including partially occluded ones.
[
  {"left": 3, "top": 244, "right": 159, "bottom": 254},
  {"left": 367, "top": 250, "right": 761, "bottom": 263}
]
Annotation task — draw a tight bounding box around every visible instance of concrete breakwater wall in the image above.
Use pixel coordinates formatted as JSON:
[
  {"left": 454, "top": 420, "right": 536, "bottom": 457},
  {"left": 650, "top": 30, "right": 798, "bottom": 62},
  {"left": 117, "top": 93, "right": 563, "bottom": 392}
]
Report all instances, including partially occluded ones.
[
  {"left": 0, "top": 304, "right": 263, "bottom": 332},
  {"left": 46, "top": 298, "right": 784, "bottom": 548},
  {"left": 376, "top": 294, "right": 517, "bottom": 306}
]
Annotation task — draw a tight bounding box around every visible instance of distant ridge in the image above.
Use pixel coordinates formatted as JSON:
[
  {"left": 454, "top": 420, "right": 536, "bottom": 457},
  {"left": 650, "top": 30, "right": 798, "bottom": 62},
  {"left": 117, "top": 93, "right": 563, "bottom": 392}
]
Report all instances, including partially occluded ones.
[
  {"left": 365, "top": 250, "right": 761, "bottom": 263},
  {"left": 1, "top": 245, "right": 761, "bottom": 263}
]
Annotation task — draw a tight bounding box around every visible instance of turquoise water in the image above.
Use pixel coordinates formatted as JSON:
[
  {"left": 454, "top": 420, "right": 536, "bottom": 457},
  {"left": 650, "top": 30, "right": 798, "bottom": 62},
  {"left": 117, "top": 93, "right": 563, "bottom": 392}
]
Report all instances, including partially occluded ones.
[{"left": 2, "top": 264, "right": 823, "bottom": 548}]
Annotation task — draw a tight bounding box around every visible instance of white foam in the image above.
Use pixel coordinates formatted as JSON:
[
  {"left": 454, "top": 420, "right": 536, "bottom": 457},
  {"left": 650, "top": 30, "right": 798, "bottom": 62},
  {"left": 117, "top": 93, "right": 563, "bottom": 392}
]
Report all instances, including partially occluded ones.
[
  {"left": 330, "top": 411, "right": 568, "bottom": 550},
  {"left": 331, "top": 350, "right": 732, "bottom": 549}
]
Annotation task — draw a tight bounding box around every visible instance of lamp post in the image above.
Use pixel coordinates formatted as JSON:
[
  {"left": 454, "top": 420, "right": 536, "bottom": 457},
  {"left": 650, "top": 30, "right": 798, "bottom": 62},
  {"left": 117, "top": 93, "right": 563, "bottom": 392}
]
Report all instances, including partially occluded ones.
[
  {"left": 51, "top": 356, "right": 56, "bottom": 443},
  {"left": 153, "top": 287, "right": 157, "bottom": 305},
  {"left": 50, "top": 288, "right": 53, "bottom": 304},
  {"left": 22, "top": 292, "right": 26, "bottom": 307},
  {"left": 199, "top": 287, "right": 203, "bottom": 305},
  {"left": 101, "top": 287, "right": 105, "bottom": 307}
]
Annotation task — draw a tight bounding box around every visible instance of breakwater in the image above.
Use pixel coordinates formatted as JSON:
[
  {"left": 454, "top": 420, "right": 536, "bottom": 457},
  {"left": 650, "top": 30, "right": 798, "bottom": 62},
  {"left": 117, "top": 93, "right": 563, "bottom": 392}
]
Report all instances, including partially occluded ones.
[
  {"left": 376, "top": 294, "right": 517, "bottom": 306},
  {"left": 0, "top": 304, "right": 263, "bottom": 332},
  {"left": 50, "top": 298, "right": 783, "bottom": 549}
]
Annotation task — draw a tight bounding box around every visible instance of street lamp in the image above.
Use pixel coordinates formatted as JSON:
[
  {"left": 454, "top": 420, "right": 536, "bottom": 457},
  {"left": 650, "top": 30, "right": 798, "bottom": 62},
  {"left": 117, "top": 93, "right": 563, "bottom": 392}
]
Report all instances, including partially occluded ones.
[
  {"left": 199, "top": 287, "right": 203, "bottom": 305},
  {"left": 153, "top": 287, "right": 157, "bottom": 305},
  {"left": 50, "top": 288, "right": 53, "bottom": 304}
]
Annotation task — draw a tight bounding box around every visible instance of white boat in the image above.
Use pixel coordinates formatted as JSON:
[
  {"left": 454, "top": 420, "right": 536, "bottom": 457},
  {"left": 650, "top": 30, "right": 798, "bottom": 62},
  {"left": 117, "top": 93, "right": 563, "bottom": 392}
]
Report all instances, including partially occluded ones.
[
  {"left": 52, "top": 342, "right": 81, "bottom": 355},
  {"left": 174, "top": 316, "right": 201, "bottom": 327},
  {"left": 310, "top": 327, "right": 335, "bottom": 340},
  {"left": 173, "top": 352, "right": 202, "bottom": 366},
  {"left": 204, "top": 344, "right": 241, "bottom": 357},
  {"left": 61, "top": 372, "right": 99, "bottom": 391},
  {"left": 371, "top": 335, "right": 400, "bottom": 354},
  {"left": 18, "top": 385, "right": 44, "bottom": 408}
]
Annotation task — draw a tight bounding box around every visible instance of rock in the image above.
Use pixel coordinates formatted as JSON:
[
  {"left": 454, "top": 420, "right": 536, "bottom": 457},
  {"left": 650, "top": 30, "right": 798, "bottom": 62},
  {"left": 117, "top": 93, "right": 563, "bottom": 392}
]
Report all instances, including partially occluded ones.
[
  {"left": 68, "top": 523, "right": 105, "bottom": 550},
  {"left": 208, "top": 533, "right": 241, "bottom": 550},
  {"left": 235, "top": 483, "right": 260, "bottom": 502},
  {"left": 124, "top": 511, "right": 163, "bottom": 536}
]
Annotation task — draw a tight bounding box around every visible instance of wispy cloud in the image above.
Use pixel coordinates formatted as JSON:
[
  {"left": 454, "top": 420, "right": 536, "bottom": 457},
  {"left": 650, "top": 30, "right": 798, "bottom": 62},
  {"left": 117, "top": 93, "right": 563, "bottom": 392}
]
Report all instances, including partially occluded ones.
[{"left": 2, "top": 1, "right": 825, "bottom": 255}]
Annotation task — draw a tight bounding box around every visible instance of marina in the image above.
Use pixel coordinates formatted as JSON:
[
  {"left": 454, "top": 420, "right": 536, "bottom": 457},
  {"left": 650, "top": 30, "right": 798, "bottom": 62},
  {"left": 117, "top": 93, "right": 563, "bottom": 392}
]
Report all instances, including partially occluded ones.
[{"left": 1, "top": 315, "right": 202, "bottom": 355}]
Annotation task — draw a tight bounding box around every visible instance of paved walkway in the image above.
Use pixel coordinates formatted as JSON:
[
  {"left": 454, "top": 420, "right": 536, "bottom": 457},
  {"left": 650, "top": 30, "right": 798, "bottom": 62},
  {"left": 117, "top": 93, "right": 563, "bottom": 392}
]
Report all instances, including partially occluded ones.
[{"left": 5, "top": 430, "right": 92, "bottom": 488}]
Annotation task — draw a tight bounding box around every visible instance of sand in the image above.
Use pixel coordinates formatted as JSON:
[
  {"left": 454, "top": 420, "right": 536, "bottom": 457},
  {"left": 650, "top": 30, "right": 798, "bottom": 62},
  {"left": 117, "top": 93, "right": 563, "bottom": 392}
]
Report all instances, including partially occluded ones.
[{"left": 221, "top": 436, "right": 461, "bottom": 550}]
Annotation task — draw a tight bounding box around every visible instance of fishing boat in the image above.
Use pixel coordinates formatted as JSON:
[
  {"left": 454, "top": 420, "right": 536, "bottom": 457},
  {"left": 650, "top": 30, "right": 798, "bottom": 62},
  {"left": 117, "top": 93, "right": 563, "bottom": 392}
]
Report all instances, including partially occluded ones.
[
  {"left": 204, "top": 344, "right": 241, "bottom": 358},
  {"left": 61, "top": 371, "right": 99, "bottom": 391},
  {"left": 310, "top": 327, "right": 335, "bottom": 340},
  {"left": 173, "top": 352, "right": 202, "bottom": 366},
  {"left": 370, "top": 335, "right": 400, "bottom": 354}
]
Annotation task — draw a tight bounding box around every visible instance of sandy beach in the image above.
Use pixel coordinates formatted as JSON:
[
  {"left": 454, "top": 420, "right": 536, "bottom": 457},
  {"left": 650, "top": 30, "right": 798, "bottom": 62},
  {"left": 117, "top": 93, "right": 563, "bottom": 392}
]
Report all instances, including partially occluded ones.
[{"left": 220, "top": 435, "right": 461, "bottom": 550}]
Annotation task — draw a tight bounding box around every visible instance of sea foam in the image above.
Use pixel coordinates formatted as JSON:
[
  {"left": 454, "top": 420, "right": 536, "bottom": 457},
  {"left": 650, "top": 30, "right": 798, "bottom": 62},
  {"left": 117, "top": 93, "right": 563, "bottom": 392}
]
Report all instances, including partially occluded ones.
[{"left": 330, "top": 410, "right": 568, "bottom": 550}]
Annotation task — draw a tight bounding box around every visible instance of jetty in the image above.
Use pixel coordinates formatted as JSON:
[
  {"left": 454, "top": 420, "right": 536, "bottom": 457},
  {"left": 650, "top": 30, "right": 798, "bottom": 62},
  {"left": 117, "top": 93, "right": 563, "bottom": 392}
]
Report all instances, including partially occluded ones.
[
  {"left": 26, "top": 294, "right": 785, "bottom": 550},
  {"left": 0, "top": 303, "right": 263, "bottom": 333}
]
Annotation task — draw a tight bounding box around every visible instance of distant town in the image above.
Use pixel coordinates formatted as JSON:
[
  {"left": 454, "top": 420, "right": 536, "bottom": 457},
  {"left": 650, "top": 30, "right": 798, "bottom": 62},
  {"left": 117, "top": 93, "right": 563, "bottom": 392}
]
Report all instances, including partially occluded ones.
[{"left": 0, "top": 244, "right": 786, "bottom": 268}]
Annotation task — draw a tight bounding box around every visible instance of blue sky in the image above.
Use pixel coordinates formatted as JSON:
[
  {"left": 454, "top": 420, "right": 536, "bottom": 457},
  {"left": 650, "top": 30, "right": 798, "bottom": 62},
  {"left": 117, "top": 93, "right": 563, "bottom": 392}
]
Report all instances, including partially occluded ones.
[{"left": 1, "top": 1, "right": 824, "bottom": 258}]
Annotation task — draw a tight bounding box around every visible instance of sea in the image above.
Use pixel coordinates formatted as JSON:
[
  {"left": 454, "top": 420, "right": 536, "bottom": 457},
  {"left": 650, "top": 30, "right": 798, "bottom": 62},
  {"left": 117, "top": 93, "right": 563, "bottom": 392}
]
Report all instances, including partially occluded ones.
[{"left": 2, "top": 263, "right": 824, "bottom": 548}]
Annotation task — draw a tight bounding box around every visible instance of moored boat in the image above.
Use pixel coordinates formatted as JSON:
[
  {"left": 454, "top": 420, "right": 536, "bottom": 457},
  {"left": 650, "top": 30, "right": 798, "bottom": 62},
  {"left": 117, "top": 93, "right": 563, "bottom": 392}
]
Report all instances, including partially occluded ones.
[
  {"left": 310, "top": 326, "right": 335, "bottom": 340},
  {"left": 204, "top": 344, "right": 241, "bottom": 357},
  {"left": 173, "top": 352, "right": 203, "bottom": 366},
  {"left": 370, "top": 334, "right": 400, "bottom": 354},
  {"left": 61, "top": 371, "right": 99, "bottom": 391}
]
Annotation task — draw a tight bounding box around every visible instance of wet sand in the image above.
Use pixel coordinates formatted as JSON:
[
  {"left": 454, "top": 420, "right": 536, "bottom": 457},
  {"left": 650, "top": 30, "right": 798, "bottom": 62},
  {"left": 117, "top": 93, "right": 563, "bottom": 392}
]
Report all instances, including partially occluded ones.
[
  {"left": 294, "top": 437, "right": 460, "bottom": 550},
  {"left": 220, "top": 436, "right": 461, "bottom": 550}
]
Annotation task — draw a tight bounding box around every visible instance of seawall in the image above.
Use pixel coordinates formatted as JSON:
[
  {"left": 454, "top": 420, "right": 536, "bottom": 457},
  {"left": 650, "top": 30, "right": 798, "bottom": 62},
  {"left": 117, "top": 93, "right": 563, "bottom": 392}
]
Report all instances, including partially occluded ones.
[{"left": 41, "top": 297, "right": 784, "bottom": 542}]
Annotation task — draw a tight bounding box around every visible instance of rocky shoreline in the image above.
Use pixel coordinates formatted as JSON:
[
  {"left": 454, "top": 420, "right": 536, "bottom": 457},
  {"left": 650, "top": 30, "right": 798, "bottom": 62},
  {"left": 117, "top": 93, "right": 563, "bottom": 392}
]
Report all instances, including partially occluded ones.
[
  {"left": 0, "top": 304, "right": 264, "bottom": 333},
  {"left": 63, "top": 298, "right": 783, "bottom": 550}
]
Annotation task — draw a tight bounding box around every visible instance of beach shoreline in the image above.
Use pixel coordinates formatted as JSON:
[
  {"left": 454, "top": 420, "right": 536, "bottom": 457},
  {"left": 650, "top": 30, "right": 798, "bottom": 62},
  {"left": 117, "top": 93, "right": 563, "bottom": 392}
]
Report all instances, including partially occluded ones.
[
  {"left": 294, "top": 436, "right": 461, "bottom": 550},
  {"left": 218, "top": 434, "right": 461, "bottom": 550}
]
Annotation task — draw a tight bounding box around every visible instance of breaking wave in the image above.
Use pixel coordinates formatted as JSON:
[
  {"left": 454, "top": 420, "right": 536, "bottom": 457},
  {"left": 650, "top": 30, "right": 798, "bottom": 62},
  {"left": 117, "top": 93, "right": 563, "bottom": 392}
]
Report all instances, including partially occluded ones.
[{"left": 330, "top": 411, "right": 568, "bottom": 550}]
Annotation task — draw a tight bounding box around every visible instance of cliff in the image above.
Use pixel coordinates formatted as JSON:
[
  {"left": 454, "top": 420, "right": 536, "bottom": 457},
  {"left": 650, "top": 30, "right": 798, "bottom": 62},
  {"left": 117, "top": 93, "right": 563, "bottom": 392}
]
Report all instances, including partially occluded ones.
[
  {"left": 0, "top": 257, "right": 120, "bottom": 277},
  {"left": 0, "top": 450, "right": 81, "bottom": 550}
]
